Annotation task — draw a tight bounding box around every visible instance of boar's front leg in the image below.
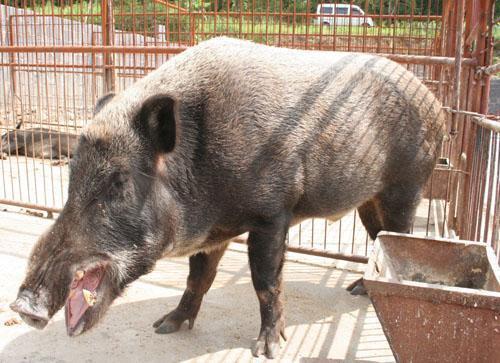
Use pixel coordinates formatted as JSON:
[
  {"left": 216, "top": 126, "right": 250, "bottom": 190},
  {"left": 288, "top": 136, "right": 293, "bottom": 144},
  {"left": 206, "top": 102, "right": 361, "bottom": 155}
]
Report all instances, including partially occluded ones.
[
  {"left": 153, "top": 243, "right": 228, "bottom": 334},
  {"left": 248, "top": 215, "right": 289, "bottom": 359}
]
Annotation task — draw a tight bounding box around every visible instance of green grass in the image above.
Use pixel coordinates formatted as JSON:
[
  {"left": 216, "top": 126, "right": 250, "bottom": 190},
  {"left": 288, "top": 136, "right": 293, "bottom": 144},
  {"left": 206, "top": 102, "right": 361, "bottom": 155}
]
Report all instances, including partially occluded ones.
[
  {"left": 29, "top": 1, "right": 439, "bottom": 41},
  {"left": 189, "top": 17, "right": 439, "bottom": 36},
  {"left": 33, "top": 1, "right": 102, "bottom": 16}
]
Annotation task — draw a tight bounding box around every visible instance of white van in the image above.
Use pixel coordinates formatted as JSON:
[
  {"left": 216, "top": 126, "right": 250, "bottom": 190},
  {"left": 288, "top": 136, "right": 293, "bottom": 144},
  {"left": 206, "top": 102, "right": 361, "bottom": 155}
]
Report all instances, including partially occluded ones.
[{"left": 315, "top": 3, "right": 374, "bottom": 27}]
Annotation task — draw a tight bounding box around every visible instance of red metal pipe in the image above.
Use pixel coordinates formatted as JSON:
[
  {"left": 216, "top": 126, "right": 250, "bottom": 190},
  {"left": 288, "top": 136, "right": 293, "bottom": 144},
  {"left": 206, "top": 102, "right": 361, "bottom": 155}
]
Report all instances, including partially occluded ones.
[
  {"left": 231, "top": 237, "right": 369, "bottom": 264},
  {"left": 0, "top": 199, "right": 62, "bottom": 214}
]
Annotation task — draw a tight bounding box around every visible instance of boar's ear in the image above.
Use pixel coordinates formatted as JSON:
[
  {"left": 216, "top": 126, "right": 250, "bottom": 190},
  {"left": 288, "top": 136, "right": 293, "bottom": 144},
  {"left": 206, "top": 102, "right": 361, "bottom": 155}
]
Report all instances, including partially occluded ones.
[
  {"left": 93, "top": 93, "right": 115, "bottom": 116},
  {"left": 136, "top": 94, "right": 177, "bottom": 154}
]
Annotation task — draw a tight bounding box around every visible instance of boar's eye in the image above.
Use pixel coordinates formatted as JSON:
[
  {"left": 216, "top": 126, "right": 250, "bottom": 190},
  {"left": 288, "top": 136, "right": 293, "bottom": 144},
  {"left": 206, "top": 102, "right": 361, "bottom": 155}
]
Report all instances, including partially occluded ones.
[
  {"left": 99, "top": 171, "right": 128, "bottom": 201},
  {"left": 109, "top": 171, "right": 127, "bottom": 192},
  {"left": 111, "top": 171, "right": 125, "bottom": 189}
]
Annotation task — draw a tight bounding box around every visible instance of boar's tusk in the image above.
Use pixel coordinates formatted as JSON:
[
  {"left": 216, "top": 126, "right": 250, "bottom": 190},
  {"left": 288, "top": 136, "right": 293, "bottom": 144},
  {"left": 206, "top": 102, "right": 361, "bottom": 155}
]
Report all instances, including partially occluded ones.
[
  {"left": 75, "top": 270, "right": 85, "bottom": 280},
  {"left": 82, "top": 289, "right": 97, "bottom": 306}
]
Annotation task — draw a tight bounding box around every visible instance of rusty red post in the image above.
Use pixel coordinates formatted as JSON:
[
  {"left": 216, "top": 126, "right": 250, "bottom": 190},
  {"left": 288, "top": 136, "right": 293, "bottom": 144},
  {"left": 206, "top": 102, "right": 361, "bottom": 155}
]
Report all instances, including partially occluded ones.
[
  {"left": 450, "top": 0, "right": 466, "bottom": 135},
  {"left": 102, "top": 0, "right": 116, "bottom": 93}
]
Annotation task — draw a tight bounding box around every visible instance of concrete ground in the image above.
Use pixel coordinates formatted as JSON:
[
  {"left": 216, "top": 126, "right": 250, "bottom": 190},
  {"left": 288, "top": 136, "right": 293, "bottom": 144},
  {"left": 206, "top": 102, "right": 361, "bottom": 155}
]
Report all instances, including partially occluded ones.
[{"left": 0, "top": 209, "right": 395, "bottom": 363}]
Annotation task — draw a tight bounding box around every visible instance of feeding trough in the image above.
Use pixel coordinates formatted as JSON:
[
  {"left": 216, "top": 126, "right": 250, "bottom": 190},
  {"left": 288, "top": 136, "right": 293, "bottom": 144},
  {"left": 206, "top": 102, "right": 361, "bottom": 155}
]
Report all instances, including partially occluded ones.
[{"left": 364, "top": 232, "right": 500, "bottom": 363}]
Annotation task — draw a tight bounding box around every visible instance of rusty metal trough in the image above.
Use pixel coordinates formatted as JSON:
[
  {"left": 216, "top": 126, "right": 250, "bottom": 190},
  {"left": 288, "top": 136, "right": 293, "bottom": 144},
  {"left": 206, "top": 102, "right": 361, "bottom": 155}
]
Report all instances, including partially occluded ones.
[{"left": 364, "top": 232, "right": 500, "bottom": 363}]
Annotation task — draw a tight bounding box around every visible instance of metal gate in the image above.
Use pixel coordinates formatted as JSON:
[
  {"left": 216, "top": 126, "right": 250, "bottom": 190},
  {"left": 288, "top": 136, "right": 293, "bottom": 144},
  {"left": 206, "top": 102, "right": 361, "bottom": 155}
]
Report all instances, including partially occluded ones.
[{"left": 0, "top": 0, "right": 498, "bottom": 263}]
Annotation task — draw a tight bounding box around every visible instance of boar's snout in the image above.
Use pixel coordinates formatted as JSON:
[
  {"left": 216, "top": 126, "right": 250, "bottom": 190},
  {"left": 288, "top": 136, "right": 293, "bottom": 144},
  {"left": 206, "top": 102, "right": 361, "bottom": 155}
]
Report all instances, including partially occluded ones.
[{"left": 10, "top": 289, "right": 50, "bottom": 329}]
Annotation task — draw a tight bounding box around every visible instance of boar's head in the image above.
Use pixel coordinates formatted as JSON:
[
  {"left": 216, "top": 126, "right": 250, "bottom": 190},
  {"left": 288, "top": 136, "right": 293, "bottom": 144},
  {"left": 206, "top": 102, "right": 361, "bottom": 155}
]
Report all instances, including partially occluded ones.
[{"left": 11, "top": 93, "right": 180, "bottom": 336}]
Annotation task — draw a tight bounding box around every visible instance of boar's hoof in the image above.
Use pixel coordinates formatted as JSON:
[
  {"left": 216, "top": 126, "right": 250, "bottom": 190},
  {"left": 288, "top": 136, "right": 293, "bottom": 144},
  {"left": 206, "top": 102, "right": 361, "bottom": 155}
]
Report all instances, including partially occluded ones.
[
  {"left": 346, "top": 277, "right": 367, "bottom": 296},
  {"left": 251, "top": 324, "right": 285, "bottom": 359},
  {"left": 153, "top": 309, "right": 194, "bottom": 334}
]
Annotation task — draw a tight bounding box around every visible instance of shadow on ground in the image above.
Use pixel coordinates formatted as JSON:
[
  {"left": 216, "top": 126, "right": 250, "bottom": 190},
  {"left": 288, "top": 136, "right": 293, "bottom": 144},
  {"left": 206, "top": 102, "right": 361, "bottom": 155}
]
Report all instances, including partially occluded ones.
[
  {"left": 0, "top": 212, "right": 393, "bottom": 362},
  {"left": 1, "top": 278, "right": 387, "bottom": 362}
]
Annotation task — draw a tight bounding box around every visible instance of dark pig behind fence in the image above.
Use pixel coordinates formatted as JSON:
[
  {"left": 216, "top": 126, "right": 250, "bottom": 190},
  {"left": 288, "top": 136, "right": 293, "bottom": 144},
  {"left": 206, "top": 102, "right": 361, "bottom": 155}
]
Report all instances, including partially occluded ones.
[
  {"left": 1, "top": 127, "right": 78, "bottom": 160},
  {"left": 10, "top": 38, "right": 446, "bottom": 359}
]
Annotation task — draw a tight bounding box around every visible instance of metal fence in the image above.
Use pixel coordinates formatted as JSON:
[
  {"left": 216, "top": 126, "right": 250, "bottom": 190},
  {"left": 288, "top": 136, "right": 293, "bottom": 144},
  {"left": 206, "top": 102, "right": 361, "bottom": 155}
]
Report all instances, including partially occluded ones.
[{"left": 0, "top": 0, "right": 498, "bottom": 263}]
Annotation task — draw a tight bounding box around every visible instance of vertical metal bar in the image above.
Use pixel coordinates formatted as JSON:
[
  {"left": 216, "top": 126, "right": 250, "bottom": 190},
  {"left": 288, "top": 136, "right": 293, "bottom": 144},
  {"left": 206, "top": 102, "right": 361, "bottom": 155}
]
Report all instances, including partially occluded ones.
[
  {"left": 0, "top": 5, "right": 9, "bottom": 199},
  {"left": 437, "top": 1, "right": 450, "bottom": 100},
  {"left": 18, "top": 10, "right": 32, "bottom": 205},
  {"left": 277, "top": 0, "right": 281, "bottom": 47},
  {"left": 7, "top": 16, "right": 17, "bottom": 113},
  {"left": 474, "top": 127, "right": 490, "bottom": 240},
  {"left": 304, "top": 0, "right": 310, "bottom": 49},
  {"left": 351, "top": 210, "right": 356, "bottom": 254},
  {"left": 58, "top": 0, "right": 67, "bottom": 206},
  {"left": 177, "top": 0, "right": 181, "bottom": 44},
  {"left": 376, "top": 0, "right": 383, "bottom": 53},
  {"left": 34, "top": 0, "right": 48, "bottom": 207},
  {"left": 214, "top": 0, "right": 218, "bottom": 37},
  {"left": 311, "top": 218, "right": 314, "bottom": 248},
  {"left": 323, "top": 219, "right": 327, "bottom": 250},
  {"left": 166, "top": 0, "right": 171, "bottom": 44},
  {"left": 189, "top": 0, "right": 194, "bottom": 47},
  {"left": 361, "top": 0, "right": 369, "bottom": 53},
  {"left": 338, "top": 219, "right": 342, "bottom": 253},
  {"left": 478, "top": 0, "right": 494, "bottom": 117},
  {"left": 347, "top": 0, "right": 353, "bottom": 52},
  {"left": 408, "top": 0, "right": 414, "bottom": 56},
  {"left": 291, "top": 0, "right": 295, "bottom": 47},
  {"left": 26, "top": 3, "right": 37, "bottom": 205},
  {"left": 441, "top": 143, "right": 454, "bottom": 237},
  {"left": 227, "top": 0, "right": 230, "bottom": 37},
  {"left": 198, "top": 0, "right": 203, "bottom": 41},
  {"left": 102, "top": 0, "right": 115, "bottom": 93},
  {"left": 426, "top": 171, "right": 434, "bottom": 236},
  {"left": 190, "top": 14, "right": 195, "bottom": 45},
  {"left": 251, "top": 0, "right": 255, "bottom": 42},
  {"left": 483, "top": 130, "right": 496, "bottom": 241},
  {"left": 471, "top": 127, "right": 486, "bottom": 240},
  {"left": 450, "top": 67, "right": 472, "bottom": 231},
  {"left": 298, "top": 222, "right": 302, "bottom": 246},
  {"left": 465, "top": 128, "right": 478, "bottom": 239},
  {"left": 332, "top": 0, "right": 337, "bottom": 51},
  {"left": 492, "top": 134, "right": 500, "bottom": 250},
  {"left": 48, "top": 0, "right": 58, "bottom": 207},
  {"left": 450, "top": 0, "right": 465, "bottom": 135},
  {"left": 318, "top": 0, "right": 323, "bottom": 50},
  {"left": 391, "top": 0, "right": 399, "bottom": 54}
]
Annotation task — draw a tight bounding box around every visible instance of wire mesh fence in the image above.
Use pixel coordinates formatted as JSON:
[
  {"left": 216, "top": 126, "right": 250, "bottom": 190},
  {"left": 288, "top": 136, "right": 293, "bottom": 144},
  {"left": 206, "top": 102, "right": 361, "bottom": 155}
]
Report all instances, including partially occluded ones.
[{"left": 0, "top": 0, "right": 497, "bottom": 262}]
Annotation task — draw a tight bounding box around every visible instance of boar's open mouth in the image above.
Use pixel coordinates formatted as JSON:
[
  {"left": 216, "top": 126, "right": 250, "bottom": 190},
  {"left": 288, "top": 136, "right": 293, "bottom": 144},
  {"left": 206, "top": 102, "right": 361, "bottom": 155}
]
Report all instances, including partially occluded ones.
[{"left": 65, "top": 263, "right": 107, "bottom": 336}]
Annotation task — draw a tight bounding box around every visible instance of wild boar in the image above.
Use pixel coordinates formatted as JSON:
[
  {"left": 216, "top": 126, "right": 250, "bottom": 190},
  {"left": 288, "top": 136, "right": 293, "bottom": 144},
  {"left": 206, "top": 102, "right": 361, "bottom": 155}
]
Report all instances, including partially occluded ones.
[
  {"left": 10, "top": 37, "right": 446, "bottom": 359},
  {"left": 1, "top": 127, "right": 78, "bottom": 160}
]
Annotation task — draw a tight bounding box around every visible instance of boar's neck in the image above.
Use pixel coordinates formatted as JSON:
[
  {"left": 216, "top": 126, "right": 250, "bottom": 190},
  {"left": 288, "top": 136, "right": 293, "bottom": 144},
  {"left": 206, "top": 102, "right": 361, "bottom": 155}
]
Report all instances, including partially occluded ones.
[{"left": 125, "top": 55, "right": 251, "bottom": 256}]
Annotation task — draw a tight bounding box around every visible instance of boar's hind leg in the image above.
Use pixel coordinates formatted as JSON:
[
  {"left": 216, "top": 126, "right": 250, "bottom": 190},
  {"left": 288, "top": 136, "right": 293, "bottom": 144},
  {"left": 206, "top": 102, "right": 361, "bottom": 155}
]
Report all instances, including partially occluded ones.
[
  {"left": 248, "top": 215, "right": 289, "bottom": 359},
  {"left": 153, "top": 243, "right": 229, "bottom": 334}
]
